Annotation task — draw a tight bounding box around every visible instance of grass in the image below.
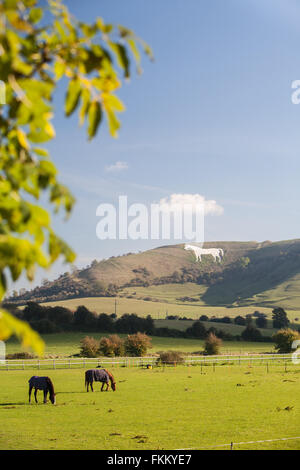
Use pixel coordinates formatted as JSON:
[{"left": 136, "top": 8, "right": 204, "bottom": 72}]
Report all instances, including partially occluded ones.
[
  {"left": 4, "top": 332, "right": 277, "bottom": 357},
  {"left": 31, "top": 282, "right": 300, "bottom": 323},
  {"left": 0, "top": 365, "right": 299, "bottom": 450},
  {"left": 36, "top": 293, "right": 276, "bottom": 319}
]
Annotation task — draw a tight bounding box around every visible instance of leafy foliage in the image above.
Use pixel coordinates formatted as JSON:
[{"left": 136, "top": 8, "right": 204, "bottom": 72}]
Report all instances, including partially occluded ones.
[
  {"left": 124, "top": 332, "right": 152, "bottom": 357},
  {"left": 272, "top": 328, "right": 300, "bottom": 353},
  {"left": 204, "top": 332, "right": 222, "bottom": 355},
  {"left": 0, "top": 0, "right": 152, "bottom": 351}
]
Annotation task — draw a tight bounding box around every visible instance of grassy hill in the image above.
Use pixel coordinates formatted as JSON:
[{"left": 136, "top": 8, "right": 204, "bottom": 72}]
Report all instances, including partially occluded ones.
[{"left": 7, "top": 239, "right": 300, "bottom": 316}]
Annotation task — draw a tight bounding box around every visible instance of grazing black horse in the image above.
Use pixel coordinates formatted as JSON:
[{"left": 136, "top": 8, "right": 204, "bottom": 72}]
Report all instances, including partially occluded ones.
[
  {"left": 85, "top": 369, "right": 116, "bottom": 392},
  {"left": 28, "top": 376, "right": 56, "bottom": 404}
]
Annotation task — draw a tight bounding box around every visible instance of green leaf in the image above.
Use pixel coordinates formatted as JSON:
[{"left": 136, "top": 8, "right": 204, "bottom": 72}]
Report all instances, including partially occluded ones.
[
  {"left": 65, "top": 79, "right": 82, "bottom": 117},
  {"left": 0, "top": 308, "right": 45, "bottom": 357},
  {"left": 87, "top": 101, "right": 102, "bottom": 140},
  {"left": 29, "top": 7, "right": 43, "bottom": 24},
  {"left": 106, "top": 108, "right": 120, "bottom": 138},
  {"left": 109, "top": 42, "right": 130, "bottom": 78}
]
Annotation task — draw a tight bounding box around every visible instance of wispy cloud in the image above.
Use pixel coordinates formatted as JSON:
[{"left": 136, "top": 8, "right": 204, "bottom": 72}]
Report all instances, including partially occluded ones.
[{"left": 105, "top": 161, "right": 128, "bottom": 173}]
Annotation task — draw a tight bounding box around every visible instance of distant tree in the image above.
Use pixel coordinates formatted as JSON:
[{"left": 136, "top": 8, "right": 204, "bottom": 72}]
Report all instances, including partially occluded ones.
[
  {"left": 47, "top": 306, "right": 73, "bottom": 330},
  {"left": 199, "top": 315, "right": 209, "bottom": 322},
  {"left": 79, "top": 336, "right": 100, "bottom": 357},
  {"left": 73, "top": 306, "right": 97, "bottom": 330},
  {"left": 241, "top": 325, "right": 262, "bottom": 342},
  {"left": 255, "top": 316, "right": 268, "bottom": 329},
  {"left": 273, "top": 329, "right": 300, "bottom": 353},
  {"left": 221, "top": 316, "right": 231, "bottom": 324},
  {"left": 245, "top": 314, "right": 253, "bottom": 326},
  {"left": 234, "top": 316, "right": 246, "bottom": 326},
  {"left": 204, "top": 333, "right": 222, "bottom": 355},
  {"left": 272, "top": 308, "right": 290, "bottom": 329},
  {"left": 185, "top": 321, "right": 207, "bottom": 339},
  {"left": 97, "top": 313, "right": 115, "bottom": 332},
  {"left": 124, "top": 332, "right": 152, "bottom": 356},
  {"left": 99, "top": 334, "right": 124, "bottom": 357},
  {"left": 144, "top": 315, "right": 155, "bottom": 335},
  {"left": 23, "top": 302, "right": 45, "bottom": 322}
]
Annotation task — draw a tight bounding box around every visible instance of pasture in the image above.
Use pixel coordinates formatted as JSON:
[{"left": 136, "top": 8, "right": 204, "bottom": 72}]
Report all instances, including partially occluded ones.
[
  {"left": 0, "top": 364, "right": 299, "bottom": 450},
  {"left": 5, "top": 332, "right": 277, "bottom": 357},
  {"left": 30, "top": 283, "right": 300, "bottom": 323}
]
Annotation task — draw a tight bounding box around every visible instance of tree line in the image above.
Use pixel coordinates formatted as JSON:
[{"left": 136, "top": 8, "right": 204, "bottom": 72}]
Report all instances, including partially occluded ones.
[{"left": 3, "top": 301, "right": 282, "bottom": 343}]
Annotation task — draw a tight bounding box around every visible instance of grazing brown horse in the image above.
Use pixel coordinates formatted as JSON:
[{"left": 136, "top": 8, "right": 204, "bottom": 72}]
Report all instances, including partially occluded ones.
[
  {"left": 28, "top": 376, "right": 56, "bottom": 404},
  {"left": 85, "top": 369, "right": 116, "bottom": 392}
]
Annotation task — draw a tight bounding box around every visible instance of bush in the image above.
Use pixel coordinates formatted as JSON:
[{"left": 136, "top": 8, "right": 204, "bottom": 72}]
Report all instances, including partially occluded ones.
[
  {"left": 124, "top": 332, "right": 152, "bottom": 356},
  {"left": 273, "top": 328, "right": 300, "bottom": 353},
  {"left": 204, "top": 333, "right": 222, "bottom": 355},
  {"left": 99, "top": 334, "right": 125, "bottom": 357},
  {"left": 79, "top": 336, "right": 100, "bottom": 357},
  {"left": 157, "top": 350, "right": 185, "bottom": 365},
  {"left": 6, "top": 352, "right": 36, "bottom": 359}
]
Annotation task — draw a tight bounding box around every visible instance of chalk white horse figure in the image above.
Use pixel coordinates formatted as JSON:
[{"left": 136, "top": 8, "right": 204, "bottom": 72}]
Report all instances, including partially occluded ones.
[{"left": 184, "top": 244, "right": 224, "bottom": 262}]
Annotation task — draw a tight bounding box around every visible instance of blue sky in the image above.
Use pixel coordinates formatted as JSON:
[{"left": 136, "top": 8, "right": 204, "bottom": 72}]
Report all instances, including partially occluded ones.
[{"left": 11, "top": 0, "right": 300, "bottom": 291}]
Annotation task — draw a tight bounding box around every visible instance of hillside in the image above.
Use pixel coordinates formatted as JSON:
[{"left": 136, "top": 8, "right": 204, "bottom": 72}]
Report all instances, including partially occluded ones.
[{"left": 6, "top": 239, "right": 300, "bottom": 311}]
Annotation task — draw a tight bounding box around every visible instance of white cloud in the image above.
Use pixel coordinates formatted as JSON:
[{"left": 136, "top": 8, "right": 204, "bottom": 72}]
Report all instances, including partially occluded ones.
[
  {"left": 157, "top": 193, "right": 224, "bottom": 216},
  {"left": 105, "top": 161, "right": 128, "bottom": 172}
]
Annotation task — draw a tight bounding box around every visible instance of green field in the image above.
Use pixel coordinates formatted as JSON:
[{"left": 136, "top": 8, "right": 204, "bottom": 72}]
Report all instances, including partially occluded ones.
[
  {"left": 0, "top": 365, "right": 299, "bottom": 450},
  {"left": 5, "top": 331, "right": 277, "bottom": 357},
  {"left": 31, "top": 283, "right": 300, "bottom": 323}
]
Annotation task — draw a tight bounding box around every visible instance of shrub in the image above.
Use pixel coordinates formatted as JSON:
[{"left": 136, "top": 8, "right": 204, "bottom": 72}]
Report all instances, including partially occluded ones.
[
  {"left": 99, "top": 335, "right": 125, "bottom": 357},
  {"left": 204, "top": 333, "right": 222, "bottom": 355},
  {"left": 79, "top": 336, "right": 100, "bottom": 357},
  {"left": 157, "top": 350, "right": 185, "bottom": 365},
  {"left": 124, "top": 332, "right": 152, "bottom": 356},
  {"left": 273, "top": 328, "right": 300, "bottom": 353},
  {"left": 6, "top": 352, "right": 36, "bottom": 359}
]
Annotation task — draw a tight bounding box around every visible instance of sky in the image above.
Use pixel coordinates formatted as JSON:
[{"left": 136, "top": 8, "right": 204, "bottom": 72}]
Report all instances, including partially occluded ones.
[{"left": 10, "top": 0, "right": 300, "bottom": 292}]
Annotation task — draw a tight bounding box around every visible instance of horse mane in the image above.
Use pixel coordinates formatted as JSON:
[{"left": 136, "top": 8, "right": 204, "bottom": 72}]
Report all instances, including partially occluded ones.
[
  {"left": 46, "top": 377, "right": 55, "bottom": 396},
  {"left": 104, "top": 369, "right": 115, "bottom": 385}
]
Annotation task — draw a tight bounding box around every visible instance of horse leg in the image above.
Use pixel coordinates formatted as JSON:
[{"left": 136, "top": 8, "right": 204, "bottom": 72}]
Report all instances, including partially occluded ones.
[
  {"left": 91, "top": 381, "right": 94, "bottom": 392},
  {"left": 101, "top": 382, "right": 104, "bottom": 392},
  {"left": 34, "top": 388, "right": 38, "bottom": 403},
  {"left": 106, "top": 382, "right": 109, "bottom": 391},
  {"left": 43, "top": 390, "right": 47, "bottom": 404}
]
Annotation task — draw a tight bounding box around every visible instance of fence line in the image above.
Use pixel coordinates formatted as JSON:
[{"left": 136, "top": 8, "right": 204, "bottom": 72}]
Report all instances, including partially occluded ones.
[
  {"left": 177, "top": 435, "right": 300, "bottom": 450},
  {"left": 0, "top": 353, "right": 297, "bottom": 370}
]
